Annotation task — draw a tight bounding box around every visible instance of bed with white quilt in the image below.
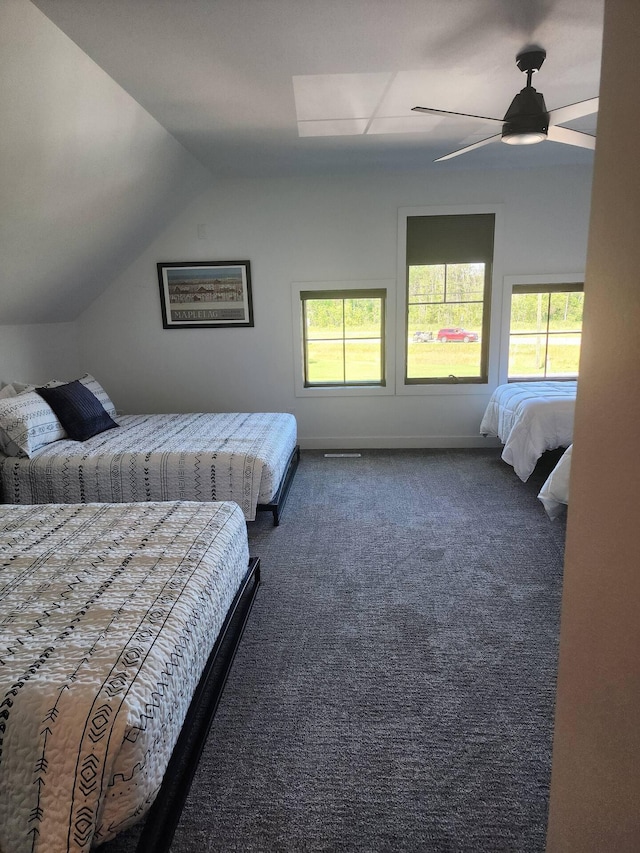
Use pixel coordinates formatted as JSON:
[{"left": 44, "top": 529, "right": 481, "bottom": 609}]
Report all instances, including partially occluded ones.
[
  {"left": 538, "top": 443, "right": 572, "bottom": 518},
  {"left": 0, "top": 499, "right": 257, "bottom": 853},
  {"left": 480, "top": 380, "right": 577, "bottom": 481},
  {"left": 0, "top": 375, "right": 299, "bottom": 524}
]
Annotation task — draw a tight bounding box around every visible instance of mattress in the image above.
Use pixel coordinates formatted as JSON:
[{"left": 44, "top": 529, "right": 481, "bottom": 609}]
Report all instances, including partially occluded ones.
[
  {"left": 0, "top": 500, "right": 249, "bottom": 852},
  {"left": 0, "top": 411, "right": 297, "bottom": 521},
  {"left": 538, "top": 444, "right": 572, "bottom": 518},
  {"left": 480, "top": 381, "right": 577, "bottom": 481}
]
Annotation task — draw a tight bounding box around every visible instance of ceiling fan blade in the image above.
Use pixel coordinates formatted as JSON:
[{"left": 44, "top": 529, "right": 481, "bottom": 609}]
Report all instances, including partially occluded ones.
[
  {"left": 549, "top": 97, "right": 599, "bottom": 125},
  {"left": 412, "top": 106, "right": 503, "bottom": 123},
  {"left": 547, "top": 125, "right": 596, "bottom": 150},
  {"left": 434, "top": 133, "right": 502, "bottom": 162}
]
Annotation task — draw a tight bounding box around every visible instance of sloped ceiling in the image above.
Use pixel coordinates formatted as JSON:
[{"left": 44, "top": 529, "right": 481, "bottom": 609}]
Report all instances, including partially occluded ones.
[
  {"left": 1, "top": 0, "right": 604, "bottom": 324},
  {"left": 0, "top": 0, "right": 210, "bottom": 324}
]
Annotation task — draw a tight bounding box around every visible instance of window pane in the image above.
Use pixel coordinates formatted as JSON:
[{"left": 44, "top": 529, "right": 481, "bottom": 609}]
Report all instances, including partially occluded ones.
[
  {"left": 407, "top": 339, "right": 482, "bottom": 379},
  {"left": 302, "top": 292, "right": 385, "bottom": 387},
  {"left": 344, "top": 340, "right": 382, "bottom": 382},
  {"left": 510, "top": 293, "right": 550, "bottom": 333},
  {"left": 445, "top": 263, "right": 485, "bottom": 302},
  {"left": 408, "top": 265, "right": 445, "bottom": 303},
  {"left": 305, "top": 299, "right": 343, "bottom": 340},
  {"left": 508, "top": 335, "right": 547, "bottom": 378},
  {"left": 306, "top": 340, "right": 344, "bottom": 383},
  {"left": 546, "top": 335, "right": 581, "bottom": 377},
  {"left": 407, "top": 298, "right": 484, "bottom": 380},
  {"left": 344, "top": 298, "right": 381, "bottom": 338},
  {"left": 548, "top": 292, "right": 584, "bottom": 331},
  {"left": 508, "top": 288, "right": 583, "bottom": 378}
]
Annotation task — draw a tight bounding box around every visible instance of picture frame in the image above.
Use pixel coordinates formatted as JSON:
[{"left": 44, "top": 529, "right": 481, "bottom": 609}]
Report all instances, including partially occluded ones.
[{"left": 157, "top": 261, "right": 253, "bottom": 328}]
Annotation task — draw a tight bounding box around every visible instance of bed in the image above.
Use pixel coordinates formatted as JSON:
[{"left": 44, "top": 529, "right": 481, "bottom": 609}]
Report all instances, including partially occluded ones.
[
  {"left": 480, "top": 380, "right": 577, "bottom": 481},
  {"left": 0, "top": 499, "right": 259, "bottom": 853},
  {"left": 0, "top": 375, "right": 299, "bottom": 524},
  {"left": 538, "top": 443, "right": 572, "bottom": 518}
]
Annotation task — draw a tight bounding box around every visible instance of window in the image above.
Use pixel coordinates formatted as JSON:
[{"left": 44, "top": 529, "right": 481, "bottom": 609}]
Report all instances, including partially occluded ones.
[
  {"left": 300, "top": 289, "right": 386, "bottom": 387},
  {"left": 404, "top": 214, "right": 494, "bottom": 383},
  {"left": 508, "top": 283, "right": 583, "bottom": 379}
]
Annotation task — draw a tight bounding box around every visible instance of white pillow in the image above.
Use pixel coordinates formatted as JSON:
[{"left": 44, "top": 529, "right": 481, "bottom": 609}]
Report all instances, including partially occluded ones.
[
  {"left": 0, "top": 384, "right": 17, "bottom": 400},
  {"left": 78, "top": 374, "right": 117, "bottom": 419},
  {"left": 0, "top": 390, "right": 67, "bottom": 457}
]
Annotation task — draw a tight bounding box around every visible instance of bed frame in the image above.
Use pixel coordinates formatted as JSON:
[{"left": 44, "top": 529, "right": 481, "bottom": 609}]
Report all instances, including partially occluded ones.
[
  {"left": 129, "top": 556, "right": 261, "bottom": 853},
  {"left": 257, "top": 443, "right": 300, "bottom": 525}
]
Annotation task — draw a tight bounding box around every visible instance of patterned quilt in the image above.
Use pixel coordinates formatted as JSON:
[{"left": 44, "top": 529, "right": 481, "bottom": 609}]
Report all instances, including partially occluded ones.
[
  {"left": 0, "top": 412, "right": 297, "bottom": 520},
  {"left": 0, "top": 500, "right": 250, "bottom": 852},
  {"left": 480, "top": 381, "right": 577, "bottom": 481}
]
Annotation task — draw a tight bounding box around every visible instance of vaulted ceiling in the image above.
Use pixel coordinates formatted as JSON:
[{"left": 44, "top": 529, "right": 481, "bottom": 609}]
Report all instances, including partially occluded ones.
[{"left": 32, "top": 0, "right": 604, "bottom": 177}]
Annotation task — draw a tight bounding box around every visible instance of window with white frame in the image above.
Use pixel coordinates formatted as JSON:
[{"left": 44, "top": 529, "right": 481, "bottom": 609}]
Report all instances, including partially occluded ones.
[
  {"left": 404, "top": 213, "right": 495, "bottom": 384},
  {"left": 508, "top": 283, "right": 584, "bottom": 380},
  {"left": 300, "top": 288, "right": 386, "bottom": 387}
]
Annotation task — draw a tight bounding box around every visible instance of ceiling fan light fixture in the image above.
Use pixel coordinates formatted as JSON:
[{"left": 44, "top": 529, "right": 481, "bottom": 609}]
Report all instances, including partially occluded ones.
[
  {"left": 501, "top": 130, "right": 547, "bottom": 145},
  {"left": 500, "top": 86, "right": 549, "bottom": 146}
]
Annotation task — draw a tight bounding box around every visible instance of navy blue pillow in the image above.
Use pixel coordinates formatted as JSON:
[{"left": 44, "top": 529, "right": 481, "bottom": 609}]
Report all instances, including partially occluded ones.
[{"left": 36, "top": 380, "right": 118, "bottom": 442}]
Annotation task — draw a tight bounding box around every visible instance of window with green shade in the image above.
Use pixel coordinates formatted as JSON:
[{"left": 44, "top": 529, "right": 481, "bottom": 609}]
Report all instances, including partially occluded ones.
[
  {"left": 405, "top": 214, "right": 494, "bottom": 384},
  {"left": 301, "top": 289, "right": 386, "bottom": 387},
  {"left": 508, "top": 283, "right": 583, "bottom": 380}
]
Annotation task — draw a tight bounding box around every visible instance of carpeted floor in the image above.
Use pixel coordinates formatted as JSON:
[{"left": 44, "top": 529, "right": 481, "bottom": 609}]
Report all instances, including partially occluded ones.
[{"left": 104, "top": 448, "right": 566, "bottom": 852}]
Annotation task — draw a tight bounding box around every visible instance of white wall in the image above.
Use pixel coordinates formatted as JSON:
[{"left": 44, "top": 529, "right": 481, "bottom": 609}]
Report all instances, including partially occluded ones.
[
  {"left": 78, "top": 164, "right": 593, "bottom": 447},
  {"left": 0, "top": 322, "right": 80, "bottom": 384}
]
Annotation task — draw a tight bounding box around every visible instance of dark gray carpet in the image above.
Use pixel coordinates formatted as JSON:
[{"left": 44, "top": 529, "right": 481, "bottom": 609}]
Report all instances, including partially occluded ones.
[{"left": 103, "top": 448, "right": 566, "bottom": 852}]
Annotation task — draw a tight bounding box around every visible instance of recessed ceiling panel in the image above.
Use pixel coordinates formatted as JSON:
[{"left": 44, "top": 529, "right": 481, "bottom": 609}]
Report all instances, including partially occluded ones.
[
  {"left": 368, "top": 115, "right": 440, "bottom": 135},
  {"left": 293, "top": 73, "right": 392, "bottom": 123},
  {"left": 298, "top": 119, "right": 369, "bottom": 137}
]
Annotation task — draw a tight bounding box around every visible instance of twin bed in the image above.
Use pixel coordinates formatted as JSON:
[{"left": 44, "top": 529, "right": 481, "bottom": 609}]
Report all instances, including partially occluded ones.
[
  {"left": 0, "top": 375, "right": 299, "bottom": 851},
  {"left": 480, "top": 380, "right": 576, "bottom": 515}
]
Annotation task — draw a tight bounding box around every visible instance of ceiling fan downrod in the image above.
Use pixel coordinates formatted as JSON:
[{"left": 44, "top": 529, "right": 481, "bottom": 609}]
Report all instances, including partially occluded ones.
[{"left": 502, "top": 48, "right": 549, "bottom": 145}]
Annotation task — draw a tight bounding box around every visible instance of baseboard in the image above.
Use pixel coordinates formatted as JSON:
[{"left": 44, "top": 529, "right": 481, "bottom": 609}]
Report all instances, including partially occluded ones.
[{"left": 299, "top": 435, "right": 502, "bottom": 450}]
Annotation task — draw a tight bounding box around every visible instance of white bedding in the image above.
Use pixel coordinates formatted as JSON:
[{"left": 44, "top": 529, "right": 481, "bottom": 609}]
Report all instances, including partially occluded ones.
[
  {"left": 480, "top": 381, "right": 577, "bottom": 481},
  {"left": 0, "top": 411, "right": 297, "bottom": 520},
  {"left": 538, "top": 444, "right": 572, "bottom": 518},
  {"left": 0, "top": 500, "right": 249, "bottom": 853}
]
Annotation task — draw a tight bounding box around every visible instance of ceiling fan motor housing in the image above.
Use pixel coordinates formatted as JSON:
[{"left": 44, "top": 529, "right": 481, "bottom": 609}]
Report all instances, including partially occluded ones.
[{"left": 501, "top": 87, "right": 550, "bottom": 144}]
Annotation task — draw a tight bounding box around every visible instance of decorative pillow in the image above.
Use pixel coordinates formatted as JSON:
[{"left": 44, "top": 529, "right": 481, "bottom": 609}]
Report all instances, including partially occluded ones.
[
  {"left": 0, "top": 391, "right": 67, "bottom": 457},
  {"left": 36, "top": 381, "right": 118, "bottom": 442},
  {"left": 0, "top": 384, "right": 17, "bottom": 400}
]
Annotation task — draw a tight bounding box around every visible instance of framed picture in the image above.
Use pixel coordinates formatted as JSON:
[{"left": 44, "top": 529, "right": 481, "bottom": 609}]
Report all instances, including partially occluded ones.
[{"left": 157, "top": 261, "right": 253, "bottom": 328}]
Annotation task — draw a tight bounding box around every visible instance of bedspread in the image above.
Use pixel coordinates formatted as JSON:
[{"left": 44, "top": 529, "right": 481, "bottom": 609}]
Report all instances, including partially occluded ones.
[
  {"left": 0, "top": 500, "right": 249, "bottom": 852},
  {"left": 0, "top": 411, "right": 297, "bottom": 520},
  {"left": 480, "top": 381, "right": 577, "bottom": 481}
]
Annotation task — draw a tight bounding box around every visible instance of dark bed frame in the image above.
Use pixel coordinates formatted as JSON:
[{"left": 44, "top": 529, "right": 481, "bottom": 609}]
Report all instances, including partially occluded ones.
[
  {"left": 126, "top": 556, "right": 261, "bottom": 853},
  {"left": 256, "top": 443, "right": 300, "bottom": 525}
]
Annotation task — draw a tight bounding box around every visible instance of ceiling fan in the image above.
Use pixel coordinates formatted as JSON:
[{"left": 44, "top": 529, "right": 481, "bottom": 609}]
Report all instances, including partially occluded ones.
[{"left": 412, "top": 48, "right": 598, "bottom": 162}]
